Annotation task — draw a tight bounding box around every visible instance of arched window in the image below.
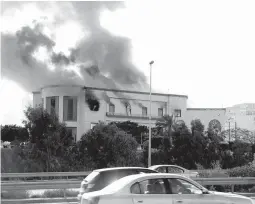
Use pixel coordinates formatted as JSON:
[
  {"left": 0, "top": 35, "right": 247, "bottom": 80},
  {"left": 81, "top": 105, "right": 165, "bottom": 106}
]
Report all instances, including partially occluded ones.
[{"left": 208, "top": 119, "right": 222, "bottom": 132}]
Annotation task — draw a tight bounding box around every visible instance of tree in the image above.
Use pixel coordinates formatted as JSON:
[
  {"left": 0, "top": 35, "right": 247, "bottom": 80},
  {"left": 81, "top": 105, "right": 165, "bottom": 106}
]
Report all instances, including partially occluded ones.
[
  {"left": 78, "top": 122, "right": 141, "bottom": 168},
  {"left": 110, "top": 121, "right": 148, "bottom": 144},
  {"left": 170, "top": 123, "right": 197, "bottom": 169},
  {"left": 1, "top": 125, "right": 29, "bottom": 142},
  {"left": 190, "top": 119, "right": 205, "bottom": 135},
  {"left": 231, "top": 140, "right": 253, "bottom": 167},
  {"left": 21, "top": 106, "right": 74, "bottom": 172},
  {"left": 156, "top": 115, "right": 174, "bottom": 147},
  {"left": 221, "top": 128, "right": 255, "bottom": 144}
]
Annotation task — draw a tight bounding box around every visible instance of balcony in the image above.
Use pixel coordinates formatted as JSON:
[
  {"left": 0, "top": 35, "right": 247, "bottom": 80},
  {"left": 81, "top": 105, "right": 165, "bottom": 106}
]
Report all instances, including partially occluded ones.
[{"left": 106, "top": 112, "right": 162, "bottom": 120}]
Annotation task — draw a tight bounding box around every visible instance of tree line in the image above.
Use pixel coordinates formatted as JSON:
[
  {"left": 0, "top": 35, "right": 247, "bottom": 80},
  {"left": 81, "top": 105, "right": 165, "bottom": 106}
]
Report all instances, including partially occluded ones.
[{"left": 1, "top": 106, "right": 254, "bottom": 173}]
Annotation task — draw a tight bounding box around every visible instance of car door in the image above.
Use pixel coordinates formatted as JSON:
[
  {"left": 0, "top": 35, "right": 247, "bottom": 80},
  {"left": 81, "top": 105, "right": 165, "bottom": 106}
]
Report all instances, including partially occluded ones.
[
  {"left": 168, "top": 178, "right": 228, "bottom": 204},
  {"left": 130, "top": 178, "right": 173, "bottom": 204}
]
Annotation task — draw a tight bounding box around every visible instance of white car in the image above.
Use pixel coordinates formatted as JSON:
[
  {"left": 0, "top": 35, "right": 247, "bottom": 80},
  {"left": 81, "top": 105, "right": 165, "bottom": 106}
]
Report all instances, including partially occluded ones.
[
  {"left": 81, "top": 173, "right": 254, "bottom": 204},
  {"left": 149, "top": 165, "right": 199, "bottom": 178}
]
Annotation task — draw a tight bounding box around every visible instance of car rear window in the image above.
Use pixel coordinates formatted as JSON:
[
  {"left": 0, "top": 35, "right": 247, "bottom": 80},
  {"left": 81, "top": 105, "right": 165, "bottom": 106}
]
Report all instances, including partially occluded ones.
[{"left": 84, "top": 171, "right": 100, "bottom": 182}]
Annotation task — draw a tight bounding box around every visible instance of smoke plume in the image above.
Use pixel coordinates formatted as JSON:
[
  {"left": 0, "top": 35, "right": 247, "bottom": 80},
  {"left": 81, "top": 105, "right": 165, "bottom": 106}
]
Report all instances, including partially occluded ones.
[
  {"left": 85, "top": 89, "right": 100, "bottom": 111},
  {"left": 1, "top": 1, "right": 148, "bottom": 92}
]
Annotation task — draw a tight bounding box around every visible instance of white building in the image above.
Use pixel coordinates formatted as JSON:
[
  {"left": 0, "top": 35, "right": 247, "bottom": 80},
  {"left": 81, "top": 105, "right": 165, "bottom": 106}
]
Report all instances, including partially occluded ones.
[
  {"left": 33, "top": 85, "right": 227, "bottom": 141},
  {"left": 225, "top": 103, "right": 255, "bottom": 131}
]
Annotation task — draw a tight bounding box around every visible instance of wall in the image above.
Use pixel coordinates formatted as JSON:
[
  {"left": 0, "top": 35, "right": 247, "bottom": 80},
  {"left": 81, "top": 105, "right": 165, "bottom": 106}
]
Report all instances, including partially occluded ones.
[
  {"left": 32, "top": 92, "right": 42, "bottom": 108},
  {"left": 41, "top": 85, "right": 85, "bottom": 141},
  {"left": 185, "top": 108, "right": 227, "bottom": 130}
]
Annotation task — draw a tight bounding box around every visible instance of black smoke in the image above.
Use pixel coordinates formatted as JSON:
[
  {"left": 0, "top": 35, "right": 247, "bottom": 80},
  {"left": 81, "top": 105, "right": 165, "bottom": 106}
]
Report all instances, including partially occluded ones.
[
  {"left": 85, "top": 89, "right": 100, "bottom": 111},
  {"left": 1, "top": 1, "right": 149, "bottom": 95}
]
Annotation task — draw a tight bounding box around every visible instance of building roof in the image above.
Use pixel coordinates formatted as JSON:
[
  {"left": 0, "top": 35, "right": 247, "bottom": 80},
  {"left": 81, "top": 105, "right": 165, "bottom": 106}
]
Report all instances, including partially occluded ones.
[{"left": 83, "top": 86, "right": 188, "bottom": 98}]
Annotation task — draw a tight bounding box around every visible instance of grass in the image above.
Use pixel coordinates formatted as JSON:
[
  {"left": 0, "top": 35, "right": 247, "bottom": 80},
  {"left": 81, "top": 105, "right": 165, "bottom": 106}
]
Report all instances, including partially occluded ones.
[
  {"left": 1, "top": 190, "right": 29, "bottom": 199},
  {"left": 41, "top": 189, "right": 78, "bottom": 198},
  {"left": 2, "top": 189, "right": 79, "bottom": 199}
]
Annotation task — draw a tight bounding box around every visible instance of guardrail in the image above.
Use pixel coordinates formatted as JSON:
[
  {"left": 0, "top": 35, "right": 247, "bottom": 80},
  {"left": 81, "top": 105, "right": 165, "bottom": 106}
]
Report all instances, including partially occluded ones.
[
  {"left": 2, "top": 177, "right": 255, "bottom": 191},
  {"left": 0, "top": 170, "right": 229, "bottom": 179},
  {"left": 1, "top": 171, "right": 91, "bottom": 179},
  {"left": 1, "top": 173, "right": 255, "bottom": 204}
]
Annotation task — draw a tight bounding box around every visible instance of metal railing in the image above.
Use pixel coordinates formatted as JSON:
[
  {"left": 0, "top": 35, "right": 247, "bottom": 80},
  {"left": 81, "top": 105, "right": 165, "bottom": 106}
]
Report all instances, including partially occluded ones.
[
  {"left": 1, "top": 171, "right": 255, "bottom": 204},
  {"left": 1, "top": 171, "right": 91, "bottom": 179},
  {"left": 2, "top": 176, "right": 255, "bottom": 191}
]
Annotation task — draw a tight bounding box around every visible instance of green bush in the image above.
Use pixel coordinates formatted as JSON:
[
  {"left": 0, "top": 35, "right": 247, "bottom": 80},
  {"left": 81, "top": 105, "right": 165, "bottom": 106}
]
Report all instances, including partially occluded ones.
[
  {"left": 226, "top": 163, "right": 255, "bottom": 177},
  {"left": 1, "top": 190, "right": 29, "bottom": 199},
  {"left": 42, "top": 189, "right": 78, "bottom": 198}
]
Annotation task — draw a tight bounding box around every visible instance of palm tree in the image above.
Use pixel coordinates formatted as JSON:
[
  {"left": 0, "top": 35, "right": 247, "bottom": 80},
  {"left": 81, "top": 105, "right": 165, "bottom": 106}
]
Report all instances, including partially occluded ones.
[{"left": 156, "top": 114, "right": 174, "bottom": 148}]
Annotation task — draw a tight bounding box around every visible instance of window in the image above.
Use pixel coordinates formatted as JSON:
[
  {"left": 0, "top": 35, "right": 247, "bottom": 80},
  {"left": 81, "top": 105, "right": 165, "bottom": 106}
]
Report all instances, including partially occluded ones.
[
  {"left": 247, "top": 111, "right": 253, "bottom": 115},
  {"left": 109, "top": 104, "right": 115, "bottom": 113},
  {"left": 174, "top": 109, "right": 181, "bottom": 117},
  {"left": 168, "top": 178, "right": 202, "bottom": 194},
  {"left": 142, "top": 107, "right": 147, "bottom": 116},
  {"left": 130, "top": 178, "right": 167, "bottom": 194},
  {"left": 66, "top": 127, "right": 77, "bottom": 142},
  {"left": 158, "top": 108, "right": 163, "bottom": 117},
  {"left": 131, "top": 183, "right": 141, "bottom": 194},
  {"left": 167, "top": 166, "right": 184, "bottom": 174},
  {"left": 63, "top": 96, "right": 77, "bottom": 121},
  {"left": 156, "top": 167, "right": 167, "bottom": 173},
  {"left": 42, "top": 98, "right": 44, "bottom": 108},
  {"left": 125, "top": 103, "right": 132, "bottom": 115},
  {"left": 46, "top": 96, "right": 59, "bottom": 117}
]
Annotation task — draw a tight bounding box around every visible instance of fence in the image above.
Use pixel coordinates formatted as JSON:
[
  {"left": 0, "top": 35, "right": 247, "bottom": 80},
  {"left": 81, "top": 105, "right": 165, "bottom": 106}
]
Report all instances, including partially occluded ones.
[{"left": 1, "top": 172, "right": 255, "bottom": 204}]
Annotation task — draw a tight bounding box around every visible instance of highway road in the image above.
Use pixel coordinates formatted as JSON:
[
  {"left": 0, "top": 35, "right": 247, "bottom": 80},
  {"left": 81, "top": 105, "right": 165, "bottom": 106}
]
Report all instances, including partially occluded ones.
[{"left": 44, "top": 198, "right": 255, "bottom": 204}]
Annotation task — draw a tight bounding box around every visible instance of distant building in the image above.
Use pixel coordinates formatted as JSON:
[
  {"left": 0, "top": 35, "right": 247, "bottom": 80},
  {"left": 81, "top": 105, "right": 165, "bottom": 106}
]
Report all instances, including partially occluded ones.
[
  {"left": 225, "top": 103, "right": 255, "bottom": 131},
  {"left": 33, "top": 85, "right": 226, "bottom": 141}
]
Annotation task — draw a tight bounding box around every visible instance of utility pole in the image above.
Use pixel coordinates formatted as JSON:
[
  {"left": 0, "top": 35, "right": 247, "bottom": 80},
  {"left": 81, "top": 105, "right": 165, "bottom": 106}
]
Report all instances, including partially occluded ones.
[
  {"left": 229, "top": 121, "right": 231, "bottom": 142},
  {"left": 235, "top": 122, "right": 237, "bottom": 140},
  {"left": 148, "top": 60, "right": 154, "bottom": 167}
]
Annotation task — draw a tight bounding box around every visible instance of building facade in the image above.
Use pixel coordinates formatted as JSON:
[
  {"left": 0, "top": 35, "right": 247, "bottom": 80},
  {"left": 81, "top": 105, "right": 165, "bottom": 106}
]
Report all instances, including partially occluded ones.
[
  {"left": 33, "top": 85, "right": 227, "bottom": 141},
  {"left": 225, "top": 103, "right": 255, "bottom": 132}
]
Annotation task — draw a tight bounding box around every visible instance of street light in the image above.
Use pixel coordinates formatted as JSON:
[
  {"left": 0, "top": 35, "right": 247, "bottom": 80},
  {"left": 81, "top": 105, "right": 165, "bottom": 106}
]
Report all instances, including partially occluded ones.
[{"left": 148, "top": 60, "right": 154, "bottom": 167}]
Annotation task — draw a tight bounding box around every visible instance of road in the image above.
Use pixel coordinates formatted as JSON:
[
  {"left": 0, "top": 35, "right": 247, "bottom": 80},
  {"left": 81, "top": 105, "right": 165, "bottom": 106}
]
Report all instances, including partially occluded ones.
[{"left": 45, "top": 198, "right": 255, "bottom": 204}]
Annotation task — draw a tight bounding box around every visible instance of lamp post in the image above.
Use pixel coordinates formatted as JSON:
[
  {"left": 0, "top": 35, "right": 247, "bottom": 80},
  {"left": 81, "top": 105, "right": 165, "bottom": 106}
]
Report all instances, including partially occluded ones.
[{"left": 148, "top": 60, "right": 154, "bottom": 167}]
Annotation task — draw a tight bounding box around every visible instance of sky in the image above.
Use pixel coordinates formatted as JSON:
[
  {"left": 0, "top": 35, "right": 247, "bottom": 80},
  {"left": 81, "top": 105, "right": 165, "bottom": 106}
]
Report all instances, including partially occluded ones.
[{"left": 1, "top": 0, "right": 255, "bottom": 126}]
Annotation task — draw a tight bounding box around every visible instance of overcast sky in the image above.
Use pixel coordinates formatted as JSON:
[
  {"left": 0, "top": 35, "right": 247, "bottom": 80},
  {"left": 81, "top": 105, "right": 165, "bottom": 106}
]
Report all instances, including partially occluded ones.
[{"left": 1, "top": 0, "right": 255, "bottom": 125}]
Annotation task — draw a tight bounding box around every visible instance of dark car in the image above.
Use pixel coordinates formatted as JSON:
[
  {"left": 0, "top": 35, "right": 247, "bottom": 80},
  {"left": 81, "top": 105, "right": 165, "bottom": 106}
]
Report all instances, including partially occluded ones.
[{"left": 77, "top": 167, "right": 157, "bottom": 202}]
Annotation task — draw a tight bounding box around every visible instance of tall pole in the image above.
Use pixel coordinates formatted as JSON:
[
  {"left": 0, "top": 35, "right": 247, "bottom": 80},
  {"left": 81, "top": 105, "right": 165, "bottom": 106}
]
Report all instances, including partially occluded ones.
[
  {"left": 235, "top": 121, "right": 237, "bottom": 140},
  {"left": 229, "top": 121, "right": 231, "bottom": 142},
  {"left": 148, "top": 60, "right": 154, "bottom": 167}
]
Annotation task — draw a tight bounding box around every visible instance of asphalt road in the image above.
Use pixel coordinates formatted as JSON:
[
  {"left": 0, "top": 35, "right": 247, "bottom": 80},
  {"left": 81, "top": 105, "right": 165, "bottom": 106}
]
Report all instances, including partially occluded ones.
[{"left": 44, "top": 198, "right": 255, "bottom": 204}]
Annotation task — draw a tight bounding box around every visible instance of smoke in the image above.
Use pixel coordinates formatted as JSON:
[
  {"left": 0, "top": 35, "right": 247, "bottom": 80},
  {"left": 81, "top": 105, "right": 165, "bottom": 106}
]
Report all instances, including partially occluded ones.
[
  {"left": 1, "top": 1, "right": 148, "bottom": 92},
  {"left": 1, "top": 23, "right": 84, "bottom": 91},
  {"left": 101, "top": 92, "right": 112, "bottom": 105},
  {"left": 85, "top": 89, "right": 100, "bottom": 111},
  {"left": 1, "top": 1, "right": 151, "bottom": 112},
  {"left": 51, "top": 52, "right": 75, "bottom": 65}
]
